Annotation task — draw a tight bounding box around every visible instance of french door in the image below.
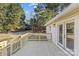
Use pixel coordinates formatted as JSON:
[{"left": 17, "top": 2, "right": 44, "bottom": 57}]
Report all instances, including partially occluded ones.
[
  {"left": 58, "top": 23, "right": 64, "bottom": 47},
  {"left": 58, "top": 20, "right": 74, "bottom": 54}
]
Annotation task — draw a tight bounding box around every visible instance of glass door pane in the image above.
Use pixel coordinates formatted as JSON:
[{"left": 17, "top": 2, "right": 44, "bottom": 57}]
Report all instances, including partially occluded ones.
[
  {"left": 66, "top": 22, "right": 74, "bottom": 51},
  {"left": 59, "top": 24, "right": 63, "bottom": 45}
]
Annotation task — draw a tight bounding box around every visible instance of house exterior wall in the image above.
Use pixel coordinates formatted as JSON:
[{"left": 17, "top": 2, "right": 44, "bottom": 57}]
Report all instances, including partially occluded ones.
[
  {"left": 46, "top": 25, "right": 52, "bottom": 41},
  {"left": 45, "top": 4, "right": 79, "bottom": 56},
  {"left": 51, "top": 24, "right": 58, "bottom": 44},
  {"left": 46, "top": 25, "right": 52, "bottom": 33},
  {"left": 74, "top": 16, "right": 79, "bottom": 56},
  {"left": 46, "top": 24, "right": 58, "bottom": 44},
  {"left": 46, "top": 14, "right": 79, "bottom": 56}
]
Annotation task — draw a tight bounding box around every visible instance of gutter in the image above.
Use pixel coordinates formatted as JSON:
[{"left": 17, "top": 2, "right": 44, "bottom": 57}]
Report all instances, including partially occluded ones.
[{"left": 45, "top": 3, "right": 79, "bottom": 26}]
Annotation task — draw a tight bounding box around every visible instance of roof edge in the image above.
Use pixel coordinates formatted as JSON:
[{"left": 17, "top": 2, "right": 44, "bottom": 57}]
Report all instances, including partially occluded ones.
[{"left": 45, "top": 3, "right": 79, "bottom": 26}]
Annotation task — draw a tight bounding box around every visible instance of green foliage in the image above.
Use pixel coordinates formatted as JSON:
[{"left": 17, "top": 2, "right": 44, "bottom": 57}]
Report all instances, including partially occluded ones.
[
  {"left": 0, "top": 3, "right": 25, "bottom": 32},
  {"left": 30, "top": 3, "right": 59, "bottom": 27},
  {"left": 45, "top": 3, "right": 59, "bottom": 10},
  {"left": 29, "top": 3, "right": 59, "bottom": 32},
  {"left": 30, "top": 18, "right": 37, "bottom": 26},
  {"left": 37, "top": 9, "right": 54, "bottom": 26}
]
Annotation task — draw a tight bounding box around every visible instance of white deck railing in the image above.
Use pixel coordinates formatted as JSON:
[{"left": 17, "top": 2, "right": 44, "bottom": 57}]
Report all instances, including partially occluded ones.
[{"left": 0, "top": 33, "right": 52, "bottom": 56}]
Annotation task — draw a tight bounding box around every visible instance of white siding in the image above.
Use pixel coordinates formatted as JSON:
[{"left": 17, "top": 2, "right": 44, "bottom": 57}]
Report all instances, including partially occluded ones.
[
  {"left": 46, "top": 16, "right": 79, "bottom": 56},
  {"left": 46, "top": 24, "right": 58, "bottom": 44},
  {"left": 74, "top": 16, "right": 79, "bottom": 55},
  {"left": 51, "top": 25, "right": 57, "bottom": 44},
  {"left": 46, "top": 25, "right": 52, "bottom": 41},
  {"left": 46, "top": 25, "right": 51, "bottom": 33}
]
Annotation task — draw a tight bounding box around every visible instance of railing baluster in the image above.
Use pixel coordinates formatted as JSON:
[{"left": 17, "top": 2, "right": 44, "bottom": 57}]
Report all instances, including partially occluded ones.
[
  {"left": 0, "top": 33, "right": 52, "bottom": 56},
  {"left": 0, "top": 48, "right": 3, "bottom": 56}
]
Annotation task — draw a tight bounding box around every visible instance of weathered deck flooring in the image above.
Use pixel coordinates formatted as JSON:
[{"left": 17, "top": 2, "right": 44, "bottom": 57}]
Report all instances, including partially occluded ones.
[{"left": 12, "top": 40, "right": 67, "bottom": 56}]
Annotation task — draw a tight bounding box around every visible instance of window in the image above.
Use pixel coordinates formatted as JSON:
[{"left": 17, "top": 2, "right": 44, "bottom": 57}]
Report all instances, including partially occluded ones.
[{"left": 66, "top": 22, "right": 74, "bottom": 51}]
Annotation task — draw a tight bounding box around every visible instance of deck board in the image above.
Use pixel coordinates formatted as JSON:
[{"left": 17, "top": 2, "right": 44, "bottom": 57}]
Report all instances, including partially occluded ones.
[{"left": 12, "top": 41, "right": 67, "bottom": 56}]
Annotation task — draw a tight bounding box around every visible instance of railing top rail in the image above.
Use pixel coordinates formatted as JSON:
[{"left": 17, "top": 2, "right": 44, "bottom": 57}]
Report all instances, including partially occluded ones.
[
  {"left": 20, "top": 33, "right": 52, "bottom": 38},
  {"left": 0, "top": 33, "right": 52, "bottom": 52},
  {"left": 1, "top": 34, "right": 22, "bottom": 49}
]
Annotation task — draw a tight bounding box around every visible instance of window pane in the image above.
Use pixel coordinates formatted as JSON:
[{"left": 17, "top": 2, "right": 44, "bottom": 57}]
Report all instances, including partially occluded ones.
[
  {"left": 59, "top": 25, "right": 63, "bottom": 44},
  {"left": 66, "top": 22, "right": 74, "bottom": 51}
]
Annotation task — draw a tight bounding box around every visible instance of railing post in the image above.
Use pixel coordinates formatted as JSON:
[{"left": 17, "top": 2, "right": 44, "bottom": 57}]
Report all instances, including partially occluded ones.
[
  {"left": 2, "top": 44, "right": 12, "bottom": 56},
  {"left": 39, "top": 35, "right": 40, "bottom": 41},
  {"left": 20, "top": 38, "right": 23, "bottom": 48},
  {"left": 0, "top": 49, "right": 2, "bottom": 56},
  {"left": 2, "top": 48, "right": 7, "bottom": 56},
  {"left": 10, "top": 43, "right": 13, "bottom": 55}
]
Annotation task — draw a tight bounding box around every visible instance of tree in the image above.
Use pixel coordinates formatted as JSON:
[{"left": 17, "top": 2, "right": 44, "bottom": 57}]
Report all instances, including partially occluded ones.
[
  {"left": 34, "top": 3, "right": 59, "bottom": 26},
  {"left": 0, "top": 4, "right": 10, "bottom": 32},
  {"left": 0, "top": 3, "right": 25, "bottom": 32},
  {"left": 7, "top": 4, "right": 25, "bottom": 31},
  {"left": 29, "top": 17, "right": 37, "bottom": 32},
  {"left": 45, "top": 3, "right": 59, "bottom": 17},
  {"left": 29, "top": 3, "right": 59, "bottom": 32}
]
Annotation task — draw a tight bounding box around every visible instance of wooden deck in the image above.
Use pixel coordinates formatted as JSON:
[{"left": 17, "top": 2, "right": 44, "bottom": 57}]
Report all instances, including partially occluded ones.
[
  {"left": 0, "top": 33, "right": 68, "bottom": 56},
  {"left": 12, "top": 41, "right": 67, "bottom": 56}
]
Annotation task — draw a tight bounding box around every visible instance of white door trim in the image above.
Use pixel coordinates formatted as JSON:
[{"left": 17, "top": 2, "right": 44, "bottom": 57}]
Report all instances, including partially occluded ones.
[
  {"left": 65, "top": 20, "right": 74, "bottom": 55},
  {"left": 57, "top": 19, "right": 74, "bottom": 55}
]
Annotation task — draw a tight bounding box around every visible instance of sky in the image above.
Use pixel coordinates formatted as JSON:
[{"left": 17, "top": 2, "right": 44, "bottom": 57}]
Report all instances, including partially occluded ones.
[{"left": 20, "top": 3, "right": 37, "bottom": 20}]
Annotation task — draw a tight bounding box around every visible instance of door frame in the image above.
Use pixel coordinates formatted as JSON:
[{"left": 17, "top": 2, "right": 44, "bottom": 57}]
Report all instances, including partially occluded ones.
[
  {"left": 64, "top": 19, "right": 74, "bottom": 54},
  {"left": 57, "top": 23, "right": 65, "bottom": 48},
  {"left": 57, "top": 19, "right": 74, "bottom": 55}
]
